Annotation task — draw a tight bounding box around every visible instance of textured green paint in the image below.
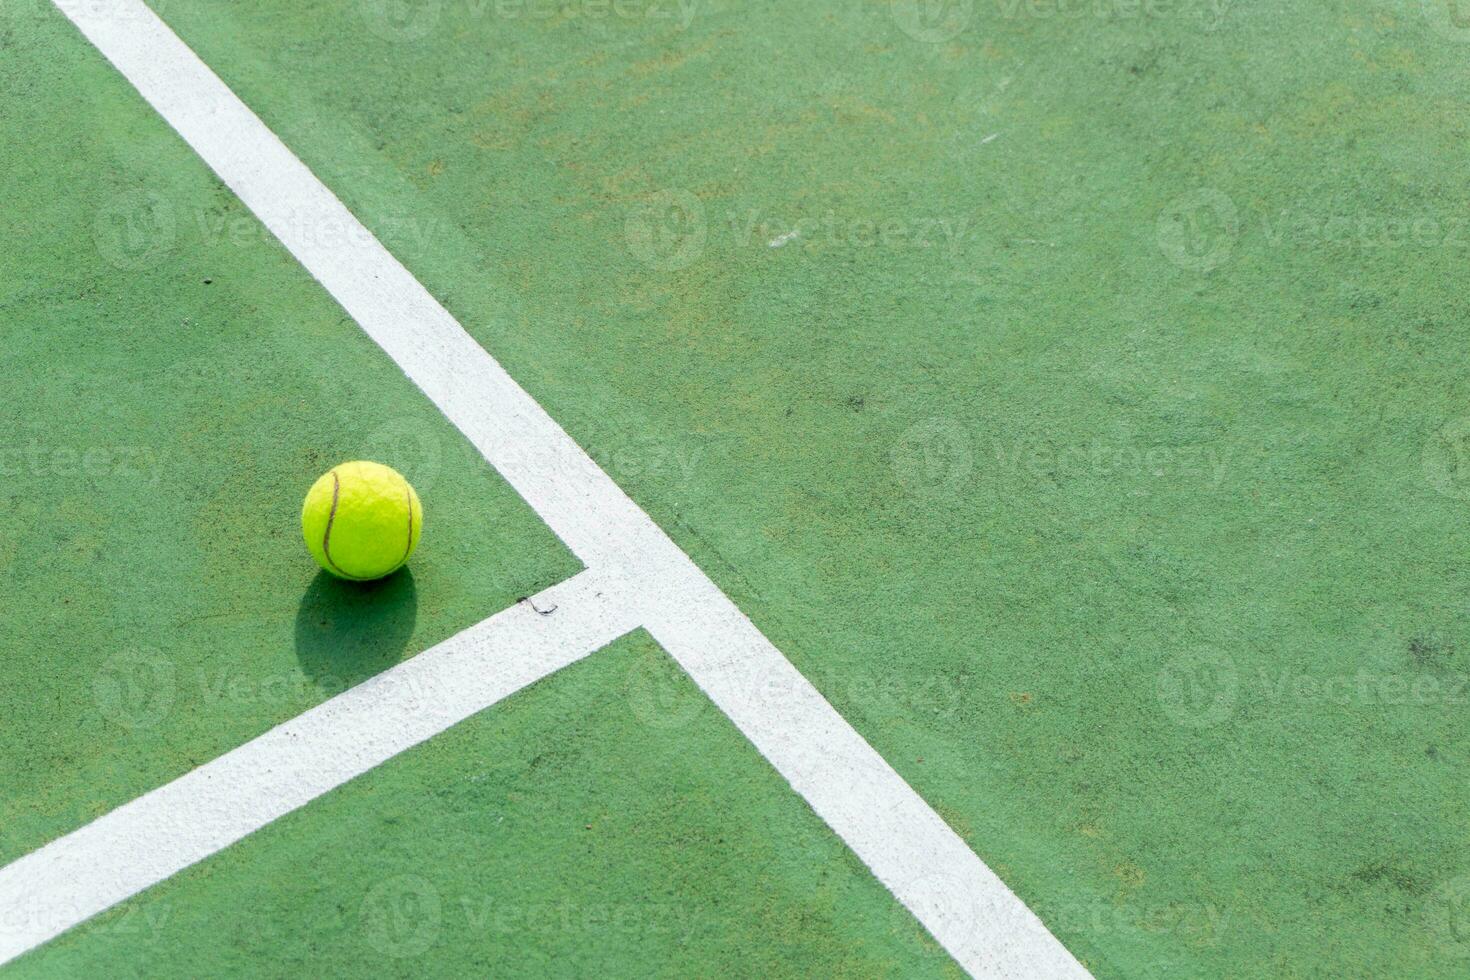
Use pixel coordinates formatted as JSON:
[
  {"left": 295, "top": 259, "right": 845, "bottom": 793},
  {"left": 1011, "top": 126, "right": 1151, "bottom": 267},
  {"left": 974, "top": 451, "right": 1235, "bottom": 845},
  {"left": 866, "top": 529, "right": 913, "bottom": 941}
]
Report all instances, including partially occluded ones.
[
  {"left": 0, "top": 7, "right": 578, "bottom": 868},
  {"left": 128, "top": 0, "right": 1470, "bottom": 975},
  {"left": 10, "top": 633, "right": 958, "bottom": 979},
  {"left": 10, "top": 0, "right": 1470, "bottom": 975}
]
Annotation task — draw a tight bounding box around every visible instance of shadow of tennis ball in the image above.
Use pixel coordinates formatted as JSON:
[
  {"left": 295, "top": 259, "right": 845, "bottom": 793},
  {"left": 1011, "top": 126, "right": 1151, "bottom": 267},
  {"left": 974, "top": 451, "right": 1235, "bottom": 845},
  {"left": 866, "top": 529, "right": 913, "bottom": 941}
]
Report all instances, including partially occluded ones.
[
  {"left": 294, "top": 569, "right": 419, "bottom": 692},
  {"left": 361, "top": 874, "right": 442, "bottom": 959}
]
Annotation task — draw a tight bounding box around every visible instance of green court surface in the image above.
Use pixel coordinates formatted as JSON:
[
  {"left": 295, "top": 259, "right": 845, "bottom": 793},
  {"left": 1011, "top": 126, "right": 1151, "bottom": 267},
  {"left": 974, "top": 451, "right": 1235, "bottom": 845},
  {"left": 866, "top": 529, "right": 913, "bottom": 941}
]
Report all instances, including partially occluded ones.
[
  {"left": 5, "top": 0, "right": 1470, "bottom": 976},
  {"left": 0, "top": 8, "right": 577, "bottom": 866},
  {"left": 9, "top": 634, "right": 955, "bottom": 979}
]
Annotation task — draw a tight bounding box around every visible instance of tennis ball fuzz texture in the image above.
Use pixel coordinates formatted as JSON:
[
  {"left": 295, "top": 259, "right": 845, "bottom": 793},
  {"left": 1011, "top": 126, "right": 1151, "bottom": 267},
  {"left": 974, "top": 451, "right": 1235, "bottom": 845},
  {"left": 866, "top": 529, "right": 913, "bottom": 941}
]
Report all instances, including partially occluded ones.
[{"left": 302, "top": 461, "right": 423, "bottom": 581}]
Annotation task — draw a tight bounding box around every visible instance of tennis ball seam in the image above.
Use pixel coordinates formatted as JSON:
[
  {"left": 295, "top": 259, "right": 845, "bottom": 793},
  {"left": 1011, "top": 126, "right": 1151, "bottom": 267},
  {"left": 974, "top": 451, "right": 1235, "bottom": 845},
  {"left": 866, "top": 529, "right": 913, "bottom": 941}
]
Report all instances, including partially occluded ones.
[
  {"left": 305, "top": 461, "right": 419, "bottom": 581},
  {"left": 319, "top": 470, "right": 380, "bottom": 582},
  {"left": 398, "top": 476, "right": 415, "bottom": 567},
  {"left": 319, "top": 471, "right": 358, "bottom": 580}
]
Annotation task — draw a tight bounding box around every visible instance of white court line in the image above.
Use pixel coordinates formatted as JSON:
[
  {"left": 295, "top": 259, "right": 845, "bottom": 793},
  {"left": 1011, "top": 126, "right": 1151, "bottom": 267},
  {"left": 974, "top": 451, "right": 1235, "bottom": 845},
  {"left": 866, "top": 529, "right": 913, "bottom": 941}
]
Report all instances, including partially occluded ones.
[
  {"left": 19, "top": 2, "right": 1093, "bottom": 976},
  {"left": 0, "top": 571, "right": 637, "bottom": 965}
]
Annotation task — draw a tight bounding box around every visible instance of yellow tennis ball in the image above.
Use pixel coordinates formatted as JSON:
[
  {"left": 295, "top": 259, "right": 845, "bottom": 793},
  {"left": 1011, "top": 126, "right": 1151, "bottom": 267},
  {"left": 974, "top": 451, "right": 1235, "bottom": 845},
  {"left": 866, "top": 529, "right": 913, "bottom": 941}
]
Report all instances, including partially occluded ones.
[{"left": 301, "top": 461, "right": 423, "bottom": 581}]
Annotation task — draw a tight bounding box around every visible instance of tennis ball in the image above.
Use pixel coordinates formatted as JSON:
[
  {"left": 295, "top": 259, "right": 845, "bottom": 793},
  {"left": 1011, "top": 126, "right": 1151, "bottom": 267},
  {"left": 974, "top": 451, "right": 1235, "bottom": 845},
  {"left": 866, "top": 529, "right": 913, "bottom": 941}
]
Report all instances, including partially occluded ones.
[{"left": 302, "top": 461, "right": 422, "bottom": 581}]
